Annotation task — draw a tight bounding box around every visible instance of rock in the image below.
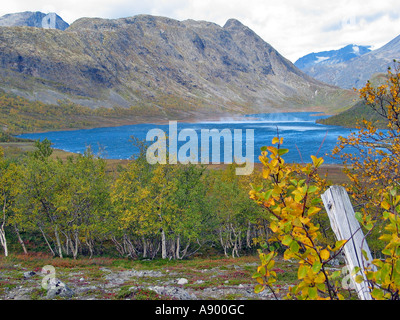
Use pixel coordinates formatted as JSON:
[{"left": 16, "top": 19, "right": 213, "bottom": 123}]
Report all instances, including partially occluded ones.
[
  {"left": 328, "top": 258, "right": 341, "bottom": 267},
  {"left": 148, "top": 286, "right": 197, "bottom": 300},
  {"left": 23, "top": 271, "right": 36, "bottom": 279},
  {"left": 177, "top": 278, "right": 188, "bottom": 285},
  {"left": 46, "top": 278, "right": 74, "bottom": 299}
]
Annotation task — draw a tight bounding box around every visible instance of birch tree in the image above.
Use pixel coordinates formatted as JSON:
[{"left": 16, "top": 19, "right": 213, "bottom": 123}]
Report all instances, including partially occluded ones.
[{"left": 0, "top": 148, "right": 22, "bottom": 256}]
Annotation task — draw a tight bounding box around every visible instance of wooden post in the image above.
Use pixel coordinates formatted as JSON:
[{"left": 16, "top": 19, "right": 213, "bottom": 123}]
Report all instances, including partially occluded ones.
[{"left": 321, "top": 185, "right": 375, "bottom": 300}]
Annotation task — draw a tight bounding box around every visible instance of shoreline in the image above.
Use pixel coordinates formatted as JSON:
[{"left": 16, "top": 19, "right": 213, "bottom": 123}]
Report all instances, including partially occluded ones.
[{"left": 14, "top": 109, "right": 334, "bottom": 136}]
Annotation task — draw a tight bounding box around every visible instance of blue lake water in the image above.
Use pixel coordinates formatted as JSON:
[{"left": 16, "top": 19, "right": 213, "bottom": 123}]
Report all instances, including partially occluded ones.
[{"left": 17, "top": 112, "right": 354, "bottom": 164}]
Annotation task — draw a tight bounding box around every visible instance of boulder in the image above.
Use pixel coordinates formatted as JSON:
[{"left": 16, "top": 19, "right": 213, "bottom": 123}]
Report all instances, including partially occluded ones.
[
  {"left": 46, "top": 278, "right": 74, "bottom": 299},
  {"left": 148, "top": 286, "right": 196, "bottom": 300},
  {"left": 177, "top": 278, "right": 188, "bottom": 285}
]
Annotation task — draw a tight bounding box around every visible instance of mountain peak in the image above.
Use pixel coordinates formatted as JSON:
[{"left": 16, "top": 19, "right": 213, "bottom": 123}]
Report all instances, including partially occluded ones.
[
  {"left": 0, "top": 11, "right": 69, "bottom": 30},
  {"left": 223, "top": 18, "right": 245, "bottom": 29}
]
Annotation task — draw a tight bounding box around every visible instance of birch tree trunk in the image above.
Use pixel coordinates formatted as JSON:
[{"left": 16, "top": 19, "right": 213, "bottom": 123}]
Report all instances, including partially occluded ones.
[
  {"left": 246, "top": 221, "right": 252, "bottom": 248},
  {"left": 142, "top": 237, "right": 148, "bottom": 258},
  {"left": 54, "top": 225, "right": 63, "bottom": 258},
  {"left": 1, "top": 199, "right": 8, "bottom": 256},
  {"left": 161, "top": 228, "right": 167, "bottom": 259},
  {"left": 0, "top": 227, "right": 8, "bottom": 256},
  {"left": 39, "top": 225, "right": 55, "bottom": 256},
  {"left": 14, "top": 224, "right": 27, "bottom": 254}
]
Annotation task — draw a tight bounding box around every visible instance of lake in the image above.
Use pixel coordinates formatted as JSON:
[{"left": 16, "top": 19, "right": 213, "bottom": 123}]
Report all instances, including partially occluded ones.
[{"left": 17, "top": 112, "right": 353, "bottom": 164}]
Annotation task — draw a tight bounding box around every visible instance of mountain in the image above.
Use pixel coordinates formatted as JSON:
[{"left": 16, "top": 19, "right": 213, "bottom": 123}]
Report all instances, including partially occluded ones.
[
  {"left": 0, "top": 11, "right": 69, "bottom": 30},
  {"left": 0, "top": 14, "right": 350, "bottom": 120},
  {"left": 295, "top": 44, "right": 371, "bottom": 70},
  {"left": 295, "top": 36, "right": 400, "bottom": 89}
]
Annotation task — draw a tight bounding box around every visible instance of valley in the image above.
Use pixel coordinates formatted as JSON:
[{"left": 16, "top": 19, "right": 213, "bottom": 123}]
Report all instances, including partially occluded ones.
[{"left": 0, "top": 8, "right": 399, "bottom": 303}]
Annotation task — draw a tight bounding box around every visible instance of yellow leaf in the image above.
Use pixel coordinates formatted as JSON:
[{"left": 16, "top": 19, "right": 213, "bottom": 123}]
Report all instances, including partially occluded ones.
[
  {"left": 262, "top": 168, "right": 271, "bottom": 179},
  {"left": 320, "top": 249, "right": 330, "bottom": 260},
  {"left": 333, "top": 239, "right": 347, "bottom": 251},
  {"left": 272, "top": 137, "right": 280, "bottom": 145},
  {"left": 381, "top": 201, "right": 391, "bottom": 210},
  {"left": 311, "top": 155, "right": 324, "bottom": 168},
  {"left": 315, "top": 272, "right": 326, "bottom": 284},
  {"left": 307, "top": 206, "right": 321, "bottom": 216}
]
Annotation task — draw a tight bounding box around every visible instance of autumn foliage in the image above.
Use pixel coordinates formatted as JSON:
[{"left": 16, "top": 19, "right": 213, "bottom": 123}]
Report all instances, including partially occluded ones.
[{"left": 250, "top": 62, "right": 400, "bottom": 300}]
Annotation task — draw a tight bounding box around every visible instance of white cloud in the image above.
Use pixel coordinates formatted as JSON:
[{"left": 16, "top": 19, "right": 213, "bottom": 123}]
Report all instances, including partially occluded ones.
[{"left": 1, "top": 0, "right": 400, "bottom": 62}]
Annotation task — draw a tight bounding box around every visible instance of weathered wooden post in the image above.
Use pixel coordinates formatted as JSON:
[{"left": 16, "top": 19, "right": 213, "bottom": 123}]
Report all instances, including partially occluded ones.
[{"left": 321, "top": 185, "right": 375, "bottom": 300}]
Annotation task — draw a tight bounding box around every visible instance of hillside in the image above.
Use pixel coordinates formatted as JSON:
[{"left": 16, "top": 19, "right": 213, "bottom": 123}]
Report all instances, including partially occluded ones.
[
  {"left": 0, "top": 14, "right": 352, "bottom": 121},
  {"left": 0, "top": 89, "right": 181, "bottom": 135},
  {"left": 316, "top": 99, "right": 389, "bottom": 129}
]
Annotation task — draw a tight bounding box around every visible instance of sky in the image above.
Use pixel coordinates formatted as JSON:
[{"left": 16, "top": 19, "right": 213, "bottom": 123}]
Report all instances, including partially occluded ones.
[{"left": 1, "top": 0, "right": 400, "bottom": 62}]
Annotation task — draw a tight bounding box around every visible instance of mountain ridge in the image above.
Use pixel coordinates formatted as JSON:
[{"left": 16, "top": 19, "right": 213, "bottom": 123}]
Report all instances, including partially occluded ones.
[
  {"left": 0, "top": 14, "right": 351, "bottom": 120},
  {"left": 295, "top": 44, "right": 371, "bottom": 70},
  {"left": 295, "top": 35, "right": 400, "bottom": 89}
]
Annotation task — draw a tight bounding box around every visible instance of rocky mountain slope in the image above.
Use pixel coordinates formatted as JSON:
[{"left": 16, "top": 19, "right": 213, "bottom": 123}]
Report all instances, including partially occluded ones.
[
  {"left": 0, "top": 11, "right": 69, "bottom": 30},
  {"left": 295, "top": 35, "right": 400, "bottom": 89},
  {"left": 295, "top": 44, "right": 371, "bottom": 70},
  {"left": 0, "top": 14, "right": 351, "bottom": 119}
]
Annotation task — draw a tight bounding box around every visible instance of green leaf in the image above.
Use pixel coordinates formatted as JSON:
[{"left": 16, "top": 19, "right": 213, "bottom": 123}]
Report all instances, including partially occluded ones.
[
  {"left": 361, "top": 250, "right": 370, "bottom": 262},
  {"left": 371, "top": 288, "right": 384, "bottom": 300},
  {"left": 307, "top": 185, "right": 318, "bottom": 194},
  {"left": 282, "top": 235, "right": 293, "bottom": 246},
  {"left": 290, "top": 241, "right": 300, "bottom": 253},
  {"left": 308, "top": 287, "right": 317, "bottom": 299},
  {"left": 312, "top": 261, "right": 322, "bottom": 273},
  {"left": 257, "top": 266, "right": 267, "bottom": 276},
  {"left": 333, "top": 240, "right": 347, "bottom": 251},
  {"left": 355, "top": 275, "right": 364, "bottom": 284},
  {"left": 352, "top": 266, "right": 361, "bottom": 276},
  {"left": 263, "top": 190, "right": 273, "bottom": 200},
  {"left": 330, "top": 270, "right": 341, "bottom": 279},
  {"left": 254, "top": 284, "right": 265, "bottom": 294},
  {"left": 298, "top": 264, "right": 308, "bottom": 279},
  {"left": 278, "top": 148, "right": 289, "bottom": 156},
  {"left": 355, "top": 211, "right": 363, "bottom": 223},
  {"left": 396, "top": 260, "right": 400, "bottom": 273}
]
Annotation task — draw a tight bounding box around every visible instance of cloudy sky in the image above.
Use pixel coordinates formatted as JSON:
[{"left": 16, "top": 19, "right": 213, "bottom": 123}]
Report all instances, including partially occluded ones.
[{"left": 1, "top": 0, "right": 400, "bottom": 62}]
